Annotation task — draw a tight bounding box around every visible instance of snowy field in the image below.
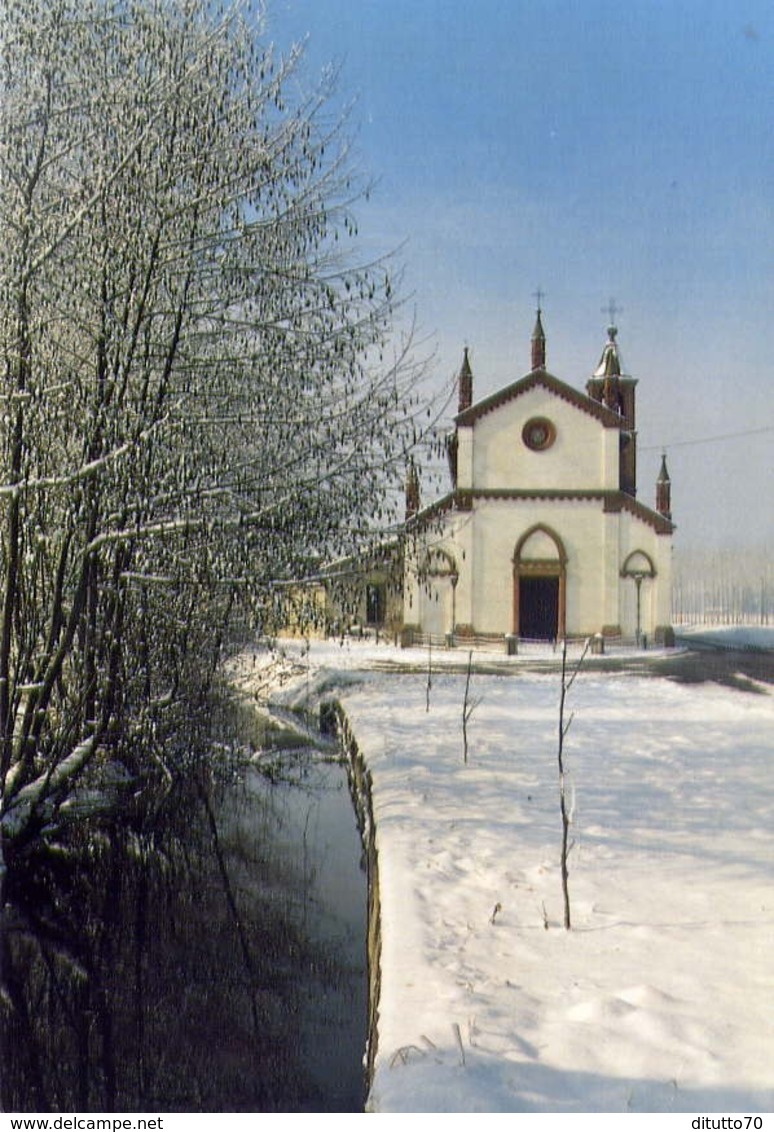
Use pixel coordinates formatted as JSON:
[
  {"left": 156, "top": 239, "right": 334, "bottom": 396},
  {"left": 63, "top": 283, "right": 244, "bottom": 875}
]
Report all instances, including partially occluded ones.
[{"left": 231, "top": 633, "right": 773, "bottom": 1114}]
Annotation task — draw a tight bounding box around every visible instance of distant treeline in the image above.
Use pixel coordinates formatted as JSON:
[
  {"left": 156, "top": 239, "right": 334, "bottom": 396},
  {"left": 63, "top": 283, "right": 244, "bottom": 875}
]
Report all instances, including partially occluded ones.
[{"left": 673, "top": 546, "right": 772, "bottom": 625}]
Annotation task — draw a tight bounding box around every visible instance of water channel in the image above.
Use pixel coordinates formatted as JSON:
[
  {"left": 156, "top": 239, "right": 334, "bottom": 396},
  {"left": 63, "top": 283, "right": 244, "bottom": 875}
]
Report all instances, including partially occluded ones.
[{"left": 1, "top": 706, "right": 368, "bottom": 1113}]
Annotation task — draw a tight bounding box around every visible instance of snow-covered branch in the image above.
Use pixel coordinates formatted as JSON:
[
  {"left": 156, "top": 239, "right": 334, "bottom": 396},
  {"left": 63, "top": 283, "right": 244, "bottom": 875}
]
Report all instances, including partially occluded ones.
[{"left": 0, "top": 0, "right": 428, "bottom": 843}]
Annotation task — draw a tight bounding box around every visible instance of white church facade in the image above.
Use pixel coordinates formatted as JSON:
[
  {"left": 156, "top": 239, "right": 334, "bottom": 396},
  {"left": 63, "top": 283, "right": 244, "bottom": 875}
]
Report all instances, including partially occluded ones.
[{"left": 402, "top": 311, "right": 675, "bottom": 645}]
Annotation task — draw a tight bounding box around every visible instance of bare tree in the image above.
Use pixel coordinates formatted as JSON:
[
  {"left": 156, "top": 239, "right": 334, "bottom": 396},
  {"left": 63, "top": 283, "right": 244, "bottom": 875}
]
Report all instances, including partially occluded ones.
[
  {"left": 426, "top": 637, "right": 433, "bottom": 712},
  {"left": 461, "top": 649, "right": 481, "bottom": 764},
  {"left": 556, "top": 638, "right": 589, "bottom": 929},
  {"left": 0, "top": 0, "right": 426, "bottom": 868}
]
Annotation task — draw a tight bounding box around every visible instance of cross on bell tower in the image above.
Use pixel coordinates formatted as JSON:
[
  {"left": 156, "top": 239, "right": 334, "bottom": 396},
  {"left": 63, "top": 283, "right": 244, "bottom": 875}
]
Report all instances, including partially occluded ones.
[{"left": 602, "top": 298, "right": 623, "bottom": 328}]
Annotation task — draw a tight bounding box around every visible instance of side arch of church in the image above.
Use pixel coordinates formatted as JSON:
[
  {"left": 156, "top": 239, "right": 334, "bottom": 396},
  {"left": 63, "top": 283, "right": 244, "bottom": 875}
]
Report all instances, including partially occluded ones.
[
  {"left": 619, "top": 547, "right": 658, "bottom": 643},
  {"left": 418, "top": 547, "right": 459, "bottom": 639},
  {"left": 614, "top": 516, "right": 673, "bottom": 642},
  {"left": 621, "top": 548, "right": 657, "bottom": 578}
]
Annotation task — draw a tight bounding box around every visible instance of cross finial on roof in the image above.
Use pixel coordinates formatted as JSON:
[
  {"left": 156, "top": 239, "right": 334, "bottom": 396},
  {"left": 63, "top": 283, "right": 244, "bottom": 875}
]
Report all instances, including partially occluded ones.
[
  {"left": 533, "top": 286, "right": 545, "bottom": 312},
  {"left": 602, "top": 298, "right": 622, "bottom": 327}
]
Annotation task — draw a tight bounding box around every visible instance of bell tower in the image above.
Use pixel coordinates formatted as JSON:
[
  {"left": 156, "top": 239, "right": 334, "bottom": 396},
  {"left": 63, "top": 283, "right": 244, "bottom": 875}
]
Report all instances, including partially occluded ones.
[{"left": 586, "top": 312, "right": 638, "bottom": 497}]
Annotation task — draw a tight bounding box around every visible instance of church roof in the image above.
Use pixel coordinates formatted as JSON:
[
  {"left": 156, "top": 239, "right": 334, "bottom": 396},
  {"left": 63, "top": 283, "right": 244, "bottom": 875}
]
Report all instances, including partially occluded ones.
[{"left": 455, "top": 367, "right": 625, "bottom": 429}]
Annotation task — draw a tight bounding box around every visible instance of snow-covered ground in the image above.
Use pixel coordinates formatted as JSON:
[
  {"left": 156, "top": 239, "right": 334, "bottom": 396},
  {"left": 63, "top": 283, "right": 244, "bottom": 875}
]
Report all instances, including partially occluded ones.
[
  {"left": 675, "top": 624, "right": 774, "bottom": 652},
  {"left": 230, "top": 633, "right": 773, "bottom": 1113}
]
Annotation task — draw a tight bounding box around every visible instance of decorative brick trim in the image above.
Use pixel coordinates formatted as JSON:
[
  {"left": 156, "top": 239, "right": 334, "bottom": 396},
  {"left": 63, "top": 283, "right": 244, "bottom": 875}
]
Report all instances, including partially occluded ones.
[
  {"left": 455, "top": 369, "right": 624, "bottom": 429},
  {"left": 406, "top": 487, "right": 673, "bottom": 535}
]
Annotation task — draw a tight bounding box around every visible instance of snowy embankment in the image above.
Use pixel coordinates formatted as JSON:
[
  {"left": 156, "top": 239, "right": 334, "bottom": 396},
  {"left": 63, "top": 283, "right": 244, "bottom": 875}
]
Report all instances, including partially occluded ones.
[
  {"left": 675, "top": 625, "right": 774, "bottom": 652},
  {"left": 230, "top": 637, "right": 773, "bottom": 1113}
]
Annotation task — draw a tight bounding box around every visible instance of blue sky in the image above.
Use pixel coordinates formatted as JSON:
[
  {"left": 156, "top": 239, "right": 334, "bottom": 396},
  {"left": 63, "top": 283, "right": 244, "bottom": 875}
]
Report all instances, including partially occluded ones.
[{"left": 269, "top": 0, "right": 773, "bottom": 552}]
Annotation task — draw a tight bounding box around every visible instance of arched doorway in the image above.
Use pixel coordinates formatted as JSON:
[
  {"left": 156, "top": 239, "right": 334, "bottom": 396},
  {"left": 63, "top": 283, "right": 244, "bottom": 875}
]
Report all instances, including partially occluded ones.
[{"left": 513, "top": 525, "right": 567, "bottom": 640}]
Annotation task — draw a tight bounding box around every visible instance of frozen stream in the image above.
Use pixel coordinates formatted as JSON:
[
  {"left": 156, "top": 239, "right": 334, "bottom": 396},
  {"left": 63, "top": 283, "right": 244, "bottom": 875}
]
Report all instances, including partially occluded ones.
[
  {"left": 220, "top": 744, "right": 369, "bottom": 1111},
  {"left": 1, "top": 715, "right": 368, "bottom": 1112}
]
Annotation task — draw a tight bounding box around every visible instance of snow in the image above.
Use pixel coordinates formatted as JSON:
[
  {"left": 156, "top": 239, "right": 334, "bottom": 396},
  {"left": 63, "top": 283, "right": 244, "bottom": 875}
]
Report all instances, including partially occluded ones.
[
  {"left": 230, "top": 633, "right": 774, "bottom": 1113},
  {"left": 675, "top": 625, "right": 774, "bottom": 652}
]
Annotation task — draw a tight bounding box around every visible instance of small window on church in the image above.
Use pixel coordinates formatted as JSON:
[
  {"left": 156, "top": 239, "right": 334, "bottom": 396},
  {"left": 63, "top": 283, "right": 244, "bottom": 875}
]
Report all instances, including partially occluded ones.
[{"left": 523, "top": 417, "right": 556, "bottom": 451}]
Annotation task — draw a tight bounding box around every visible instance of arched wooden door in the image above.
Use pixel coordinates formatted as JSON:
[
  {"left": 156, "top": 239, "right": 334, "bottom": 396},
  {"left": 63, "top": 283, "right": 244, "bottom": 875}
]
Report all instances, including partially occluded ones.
[{"left": 513, "top": 525, "right": 567, "bottom": 641}]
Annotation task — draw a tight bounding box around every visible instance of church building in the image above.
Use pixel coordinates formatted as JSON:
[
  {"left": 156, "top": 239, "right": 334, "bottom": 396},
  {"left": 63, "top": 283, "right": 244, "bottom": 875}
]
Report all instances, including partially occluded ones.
[{"left": 402, "top": 310, "right": 675, "bottom": 644}]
